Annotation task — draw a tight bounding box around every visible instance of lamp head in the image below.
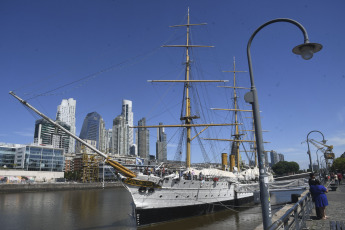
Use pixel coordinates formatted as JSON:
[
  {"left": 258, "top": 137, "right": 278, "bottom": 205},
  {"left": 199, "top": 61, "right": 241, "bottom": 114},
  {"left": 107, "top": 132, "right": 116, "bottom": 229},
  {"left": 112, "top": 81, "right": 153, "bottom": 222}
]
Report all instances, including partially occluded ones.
[{"left": 292, "top": 43, "right": 323, "bottom": 60}]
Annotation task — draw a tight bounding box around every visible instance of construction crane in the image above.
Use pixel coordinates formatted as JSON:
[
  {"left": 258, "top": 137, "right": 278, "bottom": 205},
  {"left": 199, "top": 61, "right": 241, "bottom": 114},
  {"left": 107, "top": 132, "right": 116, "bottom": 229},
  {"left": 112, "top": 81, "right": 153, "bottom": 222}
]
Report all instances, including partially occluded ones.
[
  {"left": 309, "top": 139, "right": 335, "bottom": 159},
  {"left": 308, "top": 139, "right": 335, "bottom": 171}
]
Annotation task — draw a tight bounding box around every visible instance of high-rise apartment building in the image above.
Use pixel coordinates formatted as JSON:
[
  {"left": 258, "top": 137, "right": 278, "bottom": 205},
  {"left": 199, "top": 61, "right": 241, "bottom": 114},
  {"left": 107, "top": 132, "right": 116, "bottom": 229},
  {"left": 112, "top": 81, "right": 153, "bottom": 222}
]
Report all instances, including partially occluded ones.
[
  {"left": 112, "top": 114, "right": 127, "bottom": 155},
  {"left": 278, "top": 153, "right": 285, "bottom": 162},
  {"left": 156, "top": 122, "right": 167, "bottom": 162},
  {"left": 56, "top": 98, "right": 76, "bottom": 153},
  {"left": 79, "top": 112, "right": 105, "bottom": 151},
  {"left": 34, "top": 119, "right": 70, "bottom": 154},
  {"left": 136, "top": 118, "right": 149, "bottom": 159},
  {"left": 112, "top": 100, "right": 134, "bottom": 156},
  {"left": 270, "top": 150, "right": 279, "bottom": 166},
  {"left": 105, "top": 129, "right": 113, "bottom": 154},
  {"left": 122, "top": 100, "right": 134, "bottom": 148}
]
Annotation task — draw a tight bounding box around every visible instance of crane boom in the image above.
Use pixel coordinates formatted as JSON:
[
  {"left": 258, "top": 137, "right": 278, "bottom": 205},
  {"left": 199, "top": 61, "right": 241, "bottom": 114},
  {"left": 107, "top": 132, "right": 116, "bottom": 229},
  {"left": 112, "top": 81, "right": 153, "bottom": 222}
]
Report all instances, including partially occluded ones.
[{"left": 309, "top": 139, "right": 335, "bottom": 159}]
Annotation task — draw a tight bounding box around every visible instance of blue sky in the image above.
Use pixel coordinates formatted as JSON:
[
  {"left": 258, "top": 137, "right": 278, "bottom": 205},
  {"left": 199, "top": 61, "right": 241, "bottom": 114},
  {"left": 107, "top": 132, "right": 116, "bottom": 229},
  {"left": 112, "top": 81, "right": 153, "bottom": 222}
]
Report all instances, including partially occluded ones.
[{"left": 1, "top": 0, "right": 345, "bottom": 169}]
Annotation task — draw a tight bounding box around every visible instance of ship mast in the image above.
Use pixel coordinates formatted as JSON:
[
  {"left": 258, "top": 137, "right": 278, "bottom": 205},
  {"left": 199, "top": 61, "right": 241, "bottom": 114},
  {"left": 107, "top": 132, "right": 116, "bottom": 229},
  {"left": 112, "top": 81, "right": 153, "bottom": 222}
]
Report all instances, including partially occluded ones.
[{"left": 136, "top": 9, "right": 233, "bottom": 168}]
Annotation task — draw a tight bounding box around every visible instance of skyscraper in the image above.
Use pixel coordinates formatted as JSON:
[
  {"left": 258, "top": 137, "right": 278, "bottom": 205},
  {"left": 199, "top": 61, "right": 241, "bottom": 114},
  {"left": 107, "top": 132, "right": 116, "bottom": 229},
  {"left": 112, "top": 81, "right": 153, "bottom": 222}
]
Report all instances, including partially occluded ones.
[
  {"left": 112, "top": 114, "right": 127, "bottom": 155},
  {"left": 105, "top": 129, "right": 113, "bottom": 154},
  {"left": 270, "top": 150, "right": 279, "bottom": 166},
  {"left": 156, "top": 122, "right": 167, "bottom": 162},
  {"left": 56, "top": 98, "right": 76, "bottom": 153},
  {"left": 122, "top": 100, "right": 134, "bottom": 145},
  {"left": 34, "top": 119, "right": 70, "bottom": 154},
  {"left": 278, "top": 153, "right": 285, "bottom": 162},
  {"left": 79, "top": 112, "right": 105, "bottom": 151},
  {"left": 112, "top": 100, "right": 134, "bottom": 156},
  {"left": 136, "top": 118, "right": 149, "bottom": 159}
]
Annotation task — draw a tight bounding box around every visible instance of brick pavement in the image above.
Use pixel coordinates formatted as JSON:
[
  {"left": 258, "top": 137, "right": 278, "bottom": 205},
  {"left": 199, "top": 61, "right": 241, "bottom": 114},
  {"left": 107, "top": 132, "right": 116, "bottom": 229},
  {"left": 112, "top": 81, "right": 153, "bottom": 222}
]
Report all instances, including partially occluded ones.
[{"left": 305, "top": 182, "right": 345, "bottom": 230}]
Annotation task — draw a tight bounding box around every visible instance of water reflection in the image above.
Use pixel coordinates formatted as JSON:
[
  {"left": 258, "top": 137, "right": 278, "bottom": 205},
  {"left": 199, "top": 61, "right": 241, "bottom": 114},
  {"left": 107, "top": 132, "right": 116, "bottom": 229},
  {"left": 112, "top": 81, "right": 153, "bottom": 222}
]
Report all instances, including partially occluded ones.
[{"left": 0, "top": 187, "right": 278, "bottom": 230}]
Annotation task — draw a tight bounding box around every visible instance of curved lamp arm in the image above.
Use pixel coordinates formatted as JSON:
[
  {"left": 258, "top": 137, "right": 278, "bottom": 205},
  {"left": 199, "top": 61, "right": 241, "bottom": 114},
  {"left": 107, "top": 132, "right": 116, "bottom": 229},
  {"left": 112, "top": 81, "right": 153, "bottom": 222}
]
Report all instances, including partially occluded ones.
[
  {"left": 245, "top": 18, "right": 322, "bottom": 230},
  {"left": 306, "top": 130, "right": 325, "bottom": 172}
]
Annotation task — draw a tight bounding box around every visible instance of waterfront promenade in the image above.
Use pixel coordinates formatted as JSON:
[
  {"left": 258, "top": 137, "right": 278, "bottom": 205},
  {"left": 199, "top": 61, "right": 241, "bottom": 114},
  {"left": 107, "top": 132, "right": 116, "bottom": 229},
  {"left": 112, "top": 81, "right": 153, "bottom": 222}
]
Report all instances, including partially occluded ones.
[{"left": 306, "top": 182, "right": 345, "bottom": 230}]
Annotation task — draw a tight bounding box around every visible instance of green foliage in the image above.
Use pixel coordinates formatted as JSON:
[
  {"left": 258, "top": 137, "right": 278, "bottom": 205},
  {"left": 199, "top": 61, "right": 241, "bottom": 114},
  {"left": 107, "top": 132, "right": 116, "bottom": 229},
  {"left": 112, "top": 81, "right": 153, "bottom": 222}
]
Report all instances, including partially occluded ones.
[
  {"left": 331, "top": 157, "right": 345, "bottom": 171},
  {"left": 272, "top": 161, "right": 300, "bottom": 176},
  {"left": 64, "top": 171, "right": 81, "bottom": 181}
]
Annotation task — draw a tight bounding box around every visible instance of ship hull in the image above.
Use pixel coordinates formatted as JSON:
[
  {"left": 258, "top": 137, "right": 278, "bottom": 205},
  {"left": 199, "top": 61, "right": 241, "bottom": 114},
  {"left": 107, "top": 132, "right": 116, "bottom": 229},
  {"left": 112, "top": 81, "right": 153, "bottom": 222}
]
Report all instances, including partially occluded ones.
[
  {"left": 124, "top": 177, "right": 254, "bottom": 227},
  {"left": 135, "top": 194, "right": 253, "bottom": 226}
]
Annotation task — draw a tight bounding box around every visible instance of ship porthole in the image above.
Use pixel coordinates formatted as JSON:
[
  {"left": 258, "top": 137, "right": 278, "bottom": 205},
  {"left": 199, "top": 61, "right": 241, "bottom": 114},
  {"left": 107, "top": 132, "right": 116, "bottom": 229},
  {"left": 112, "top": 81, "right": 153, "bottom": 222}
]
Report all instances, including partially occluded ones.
[
  {"left": 159, "top": 195, "right": 163, "bottom": 198},
  {"left": 138, "top": 187, "right": 146, "bottom": 193}
]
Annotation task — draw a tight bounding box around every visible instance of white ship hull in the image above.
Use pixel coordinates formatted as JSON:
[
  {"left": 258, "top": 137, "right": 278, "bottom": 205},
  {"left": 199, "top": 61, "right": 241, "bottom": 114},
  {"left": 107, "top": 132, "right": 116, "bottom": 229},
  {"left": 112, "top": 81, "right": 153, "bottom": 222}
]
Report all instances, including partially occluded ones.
[{"left": 124, "top": 176, "right": 254, "bottom": 226}]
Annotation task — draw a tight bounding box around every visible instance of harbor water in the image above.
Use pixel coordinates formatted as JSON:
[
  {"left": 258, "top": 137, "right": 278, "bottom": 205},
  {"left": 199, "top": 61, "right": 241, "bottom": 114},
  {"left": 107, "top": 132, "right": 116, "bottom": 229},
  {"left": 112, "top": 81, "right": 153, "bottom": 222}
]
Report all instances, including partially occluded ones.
[{"left": 0, "top": 187, "right": 284, "bottom": 230}]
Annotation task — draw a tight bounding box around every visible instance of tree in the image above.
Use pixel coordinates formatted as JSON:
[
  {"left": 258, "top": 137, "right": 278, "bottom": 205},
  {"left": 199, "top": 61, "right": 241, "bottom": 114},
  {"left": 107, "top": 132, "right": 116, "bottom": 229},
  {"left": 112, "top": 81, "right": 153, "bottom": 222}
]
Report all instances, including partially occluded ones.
[
  {"left": 331, "top": 157, "right": 345, "bottom": 171},
  {"left": 272, "top": 161, "right": 300, "bottom": 176}
]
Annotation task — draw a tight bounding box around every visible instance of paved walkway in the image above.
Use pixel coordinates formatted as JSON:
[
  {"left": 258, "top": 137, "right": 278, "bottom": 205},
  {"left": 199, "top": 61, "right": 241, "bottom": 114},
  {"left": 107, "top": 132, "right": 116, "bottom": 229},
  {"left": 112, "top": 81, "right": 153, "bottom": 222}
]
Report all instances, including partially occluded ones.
[{"left": 306, "top": 182, "right": 345, "bottom": 230}]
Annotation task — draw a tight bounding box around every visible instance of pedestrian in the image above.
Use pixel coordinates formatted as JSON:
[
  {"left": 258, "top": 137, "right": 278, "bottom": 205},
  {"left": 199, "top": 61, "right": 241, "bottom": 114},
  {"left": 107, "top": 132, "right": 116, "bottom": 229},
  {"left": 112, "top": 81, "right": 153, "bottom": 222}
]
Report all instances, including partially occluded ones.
[
  {"left": 309, "top": 173, "right": 321, "bottom": 219},
  {"left": 338, "top": 172, "right": 342, "bottom": 185},
  {"left": 310, "top": 180, "right": 329, "bottom": 220},
  {"left": 335, "top": 174, "right": 339, "bottom": 185}
]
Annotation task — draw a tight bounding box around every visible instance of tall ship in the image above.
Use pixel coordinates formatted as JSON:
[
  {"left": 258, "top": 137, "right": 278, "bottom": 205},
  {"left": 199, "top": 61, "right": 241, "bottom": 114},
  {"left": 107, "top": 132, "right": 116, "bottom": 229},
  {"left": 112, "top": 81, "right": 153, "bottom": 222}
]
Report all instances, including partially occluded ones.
[{"left": 10, "top": 9, "right": 269, "bottom": 227}]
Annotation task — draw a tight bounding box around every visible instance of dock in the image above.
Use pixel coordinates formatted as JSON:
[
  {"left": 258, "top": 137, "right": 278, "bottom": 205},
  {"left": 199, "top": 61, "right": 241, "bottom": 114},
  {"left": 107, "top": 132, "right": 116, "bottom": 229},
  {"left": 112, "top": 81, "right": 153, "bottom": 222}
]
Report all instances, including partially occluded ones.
[{"left": 306, "top": 182, "right": 345, "bottom": 230}]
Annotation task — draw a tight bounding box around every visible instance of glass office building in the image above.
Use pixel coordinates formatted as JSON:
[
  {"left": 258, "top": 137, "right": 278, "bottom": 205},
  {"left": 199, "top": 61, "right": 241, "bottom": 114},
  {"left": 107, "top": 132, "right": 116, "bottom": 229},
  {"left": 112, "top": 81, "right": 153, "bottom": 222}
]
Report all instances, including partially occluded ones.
[
  {"left": 23, "top": 146, "right": 64, "bottom": 171},
  {"left": 0, "top": 145, "right": 18, "bottom": 168}
]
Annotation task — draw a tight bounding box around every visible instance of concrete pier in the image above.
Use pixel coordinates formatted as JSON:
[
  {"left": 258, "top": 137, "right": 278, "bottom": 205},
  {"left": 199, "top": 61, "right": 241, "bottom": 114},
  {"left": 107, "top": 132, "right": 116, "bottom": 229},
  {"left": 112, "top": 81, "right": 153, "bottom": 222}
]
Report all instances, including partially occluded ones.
[{"left": 306, "top": 182, "right": 345, "bottom": 230}]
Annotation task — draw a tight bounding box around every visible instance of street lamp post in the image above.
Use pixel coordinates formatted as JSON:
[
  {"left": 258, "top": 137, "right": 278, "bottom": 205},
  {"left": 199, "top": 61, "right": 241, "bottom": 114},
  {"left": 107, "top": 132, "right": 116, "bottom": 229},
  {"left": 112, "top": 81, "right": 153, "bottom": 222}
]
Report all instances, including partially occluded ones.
[
  {"left": 316, "top": 147, "right": 324, "bottom": 180},
  {"left": 244, "top": 18, "right": 322, "bottom": 229},
  {"left": 306, "top": 130, "right": 325, "bottom": 172},
  {"left": 316, "top": 147, "right": 323, "bottom": 171}
]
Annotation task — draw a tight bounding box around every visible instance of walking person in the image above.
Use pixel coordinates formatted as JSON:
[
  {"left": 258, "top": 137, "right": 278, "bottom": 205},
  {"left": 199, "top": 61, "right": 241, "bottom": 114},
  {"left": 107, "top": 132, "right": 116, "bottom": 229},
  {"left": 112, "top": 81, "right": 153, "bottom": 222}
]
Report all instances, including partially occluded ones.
[
  {"left": 310, "top": 180, "right": 329, "bottom": 220},
  {"left": 337, "top": 172, "right": 342, "bottom": 185}
]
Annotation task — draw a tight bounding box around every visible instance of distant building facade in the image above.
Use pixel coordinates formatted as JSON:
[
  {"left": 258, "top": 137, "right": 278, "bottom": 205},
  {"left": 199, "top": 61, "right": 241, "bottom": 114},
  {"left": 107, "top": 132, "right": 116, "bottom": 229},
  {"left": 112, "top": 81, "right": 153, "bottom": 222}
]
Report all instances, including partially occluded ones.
[
  {"left": 278, "top": 153, "right": 285, "bottom": 162},
  {"left": 112, "top": 100, "right": 134, "bottom": 156},
  {"left": 112, "top": 114, "right": 127, "bottom": 155},
  {"left": 270, "top": 150, "right": 279, "bottom": 166},
  {"left": 0, "top": 143, "right": 64, "bottom": 172},
  {"left": 104, "top": 129, "right": 113, "bottom": 154},
  {"left": 156, "top": 122, "right": 167, "bottom": 162},
  {"left": 122, "top": 100, "right": 134, "bottom": 148},
  {"left": 34, "top": 119, "right": 70, "bottom": 154},
  {"left": 56, "top": 98, "right": 76, "bottom": 153},
  {"left": 136, "top": 118, "right": 149, "bottom": 159}
]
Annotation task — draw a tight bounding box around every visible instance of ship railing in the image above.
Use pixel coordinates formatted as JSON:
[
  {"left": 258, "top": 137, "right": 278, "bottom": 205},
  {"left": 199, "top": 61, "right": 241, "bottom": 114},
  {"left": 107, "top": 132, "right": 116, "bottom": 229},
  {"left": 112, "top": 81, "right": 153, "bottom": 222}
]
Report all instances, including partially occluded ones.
[{"left": 268, "top": 191, "right": 313, "bottom": 230}]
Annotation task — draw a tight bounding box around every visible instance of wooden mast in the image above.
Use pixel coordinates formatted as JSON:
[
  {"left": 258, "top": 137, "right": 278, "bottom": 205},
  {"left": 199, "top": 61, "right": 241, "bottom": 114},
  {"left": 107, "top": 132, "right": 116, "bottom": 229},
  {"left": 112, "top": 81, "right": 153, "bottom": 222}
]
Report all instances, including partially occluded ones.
[{"left": 206, "top": 58, "right": 253, "bottom": 171}]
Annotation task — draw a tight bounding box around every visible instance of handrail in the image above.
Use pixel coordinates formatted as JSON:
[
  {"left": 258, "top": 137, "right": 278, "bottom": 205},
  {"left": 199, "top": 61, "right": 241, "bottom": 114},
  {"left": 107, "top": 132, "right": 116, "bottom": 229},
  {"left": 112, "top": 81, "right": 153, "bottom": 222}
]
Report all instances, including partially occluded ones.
[{"left": 269, "top": 191, "right": 313, "bottom": 230}]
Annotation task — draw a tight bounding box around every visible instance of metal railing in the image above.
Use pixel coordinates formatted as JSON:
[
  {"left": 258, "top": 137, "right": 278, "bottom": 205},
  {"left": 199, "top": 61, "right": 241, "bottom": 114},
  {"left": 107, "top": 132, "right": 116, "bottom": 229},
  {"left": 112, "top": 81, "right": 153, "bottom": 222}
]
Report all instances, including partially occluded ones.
[{"left": 269, "top": 192, "right": 314, "bottom": 230}]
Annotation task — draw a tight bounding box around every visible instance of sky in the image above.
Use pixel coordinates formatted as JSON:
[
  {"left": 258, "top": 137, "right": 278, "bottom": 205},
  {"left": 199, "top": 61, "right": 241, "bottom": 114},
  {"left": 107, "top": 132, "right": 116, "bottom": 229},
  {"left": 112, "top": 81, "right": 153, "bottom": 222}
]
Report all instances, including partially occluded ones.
[{"left": 1, "top": 0, "right": 345, "bottom": 169}]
